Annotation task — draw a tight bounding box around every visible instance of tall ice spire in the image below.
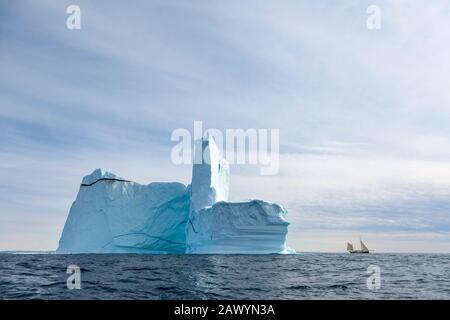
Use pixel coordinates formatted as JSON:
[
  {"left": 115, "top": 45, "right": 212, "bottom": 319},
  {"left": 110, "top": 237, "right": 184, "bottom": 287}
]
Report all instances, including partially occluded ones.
[{"left": 190, "top": 133, "right": 229, "bottom": 212}]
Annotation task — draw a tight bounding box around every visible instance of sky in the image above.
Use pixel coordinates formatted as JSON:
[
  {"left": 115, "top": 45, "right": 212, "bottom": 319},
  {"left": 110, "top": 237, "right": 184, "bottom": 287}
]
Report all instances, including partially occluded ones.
[{"left": 1, "top": 0, "right": 450, "bottom": 252}]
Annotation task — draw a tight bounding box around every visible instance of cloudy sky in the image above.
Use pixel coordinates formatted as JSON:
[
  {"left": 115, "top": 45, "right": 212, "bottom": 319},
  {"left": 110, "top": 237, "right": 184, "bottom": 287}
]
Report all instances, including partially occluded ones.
[{"left": 1, "top": 0, "right": 450, "bottom": 252}]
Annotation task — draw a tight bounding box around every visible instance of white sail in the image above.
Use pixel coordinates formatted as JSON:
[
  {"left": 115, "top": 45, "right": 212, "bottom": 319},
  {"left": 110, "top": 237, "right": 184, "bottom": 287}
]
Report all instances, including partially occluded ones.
[
  {"left": 360, "top": 240, "right": 369, "bottom": 252},
  {"left": 347, "top": 242, "right": 353, "bottom": 251}
]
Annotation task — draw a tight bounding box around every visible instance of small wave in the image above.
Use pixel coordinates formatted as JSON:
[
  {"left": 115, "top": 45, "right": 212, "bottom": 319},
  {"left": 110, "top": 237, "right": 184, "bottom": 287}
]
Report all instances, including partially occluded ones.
[
  {"left": 326, "top": 284, "right": 349, "bottom": 290},
  {"left": 121, "top": 267, "right": 156, "bottom": 272},
  {"left": 243, "top": 287, "right": 268, "bottom": 292},
  {"left": 117, "top": 278, "right": 140, "bottom": 284},
  {"left": 40, "top": 281, "right": 64, "bottom": 288},
  {"left": 155, "top": 286, "right": 179, "bottom": 291},
  {"left": 287, "top": 285, "right": 311, "bottom": 290},
  {"left": 15, "top": 262, "right": 35, "bottom": 268}
]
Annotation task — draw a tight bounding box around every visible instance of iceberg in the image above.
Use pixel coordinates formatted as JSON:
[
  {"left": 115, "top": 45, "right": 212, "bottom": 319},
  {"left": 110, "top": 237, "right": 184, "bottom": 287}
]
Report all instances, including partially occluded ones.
[{"left": 57, "top": 135, "right": 294, "bottom": 254}]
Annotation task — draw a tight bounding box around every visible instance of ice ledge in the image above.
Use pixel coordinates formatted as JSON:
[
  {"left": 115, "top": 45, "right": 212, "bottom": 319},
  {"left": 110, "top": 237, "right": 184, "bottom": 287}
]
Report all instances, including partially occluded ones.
[{"left": 187, "top": 199, "right": 294, "bottom": 254}]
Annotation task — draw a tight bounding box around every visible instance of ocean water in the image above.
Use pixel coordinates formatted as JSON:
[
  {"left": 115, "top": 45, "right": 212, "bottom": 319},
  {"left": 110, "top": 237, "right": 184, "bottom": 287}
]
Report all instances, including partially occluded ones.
[{"left": 0, "top": 253, "right": 449, "bottom": 299}]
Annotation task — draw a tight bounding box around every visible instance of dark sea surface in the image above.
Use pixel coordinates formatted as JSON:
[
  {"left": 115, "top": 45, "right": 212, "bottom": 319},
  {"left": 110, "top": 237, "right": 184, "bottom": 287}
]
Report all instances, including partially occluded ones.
[{"left": 0, "top": 253, "right": 449, "bottom": 299}]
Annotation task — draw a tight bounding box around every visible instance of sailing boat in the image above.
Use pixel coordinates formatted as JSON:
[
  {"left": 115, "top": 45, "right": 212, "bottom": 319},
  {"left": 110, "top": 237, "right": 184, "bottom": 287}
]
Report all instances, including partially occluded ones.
[{"left": 347, "top": 239, "right": 370, "bottom": 253}]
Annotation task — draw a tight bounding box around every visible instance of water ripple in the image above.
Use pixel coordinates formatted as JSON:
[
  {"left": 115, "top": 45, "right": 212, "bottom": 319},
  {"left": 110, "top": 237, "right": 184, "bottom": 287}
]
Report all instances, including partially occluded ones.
[{"left": 0, "top": 253, "right": 449, "bottom": 299}]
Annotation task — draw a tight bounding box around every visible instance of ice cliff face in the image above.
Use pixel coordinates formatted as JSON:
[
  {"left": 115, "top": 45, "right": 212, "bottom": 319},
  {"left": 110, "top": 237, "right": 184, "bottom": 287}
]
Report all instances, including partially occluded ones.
[
  {"left": 58, "top": 169, "right": 190, "bottom": 253},
  {"left": 58, "top": 136, "right": 293, "bottom": 254},
  {"left": 186, "top": 200, "right": 291, "bottom": 253}
]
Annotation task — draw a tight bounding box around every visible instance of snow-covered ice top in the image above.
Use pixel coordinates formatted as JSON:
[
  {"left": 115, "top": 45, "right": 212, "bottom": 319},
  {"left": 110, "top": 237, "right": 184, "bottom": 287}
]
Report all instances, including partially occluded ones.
[{"left": 81, "top": 168, "right": 128, "bottom": 186}]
